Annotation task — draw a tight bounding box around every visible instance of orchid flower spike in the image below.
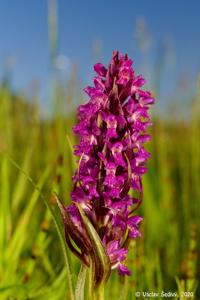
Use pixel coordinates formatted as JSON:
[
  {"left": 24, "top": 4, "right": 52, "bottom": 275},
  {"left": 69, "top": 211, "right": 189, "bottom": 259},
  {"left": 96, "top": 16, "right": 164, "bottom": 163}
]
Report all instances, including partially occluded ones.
[{"left": 59, "top": 51, "right": 155, "bottom": 283}]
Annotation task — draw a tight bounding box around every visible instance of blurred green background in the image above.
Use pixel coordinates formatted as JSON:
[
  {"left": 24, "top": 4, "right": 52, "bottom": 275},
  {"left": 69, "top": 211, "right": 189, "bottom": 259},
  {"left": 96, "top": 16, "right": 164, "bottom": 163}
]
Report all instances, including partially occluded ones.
[{"left": 0, "top": 1, "right": 200, "bottom": 299}]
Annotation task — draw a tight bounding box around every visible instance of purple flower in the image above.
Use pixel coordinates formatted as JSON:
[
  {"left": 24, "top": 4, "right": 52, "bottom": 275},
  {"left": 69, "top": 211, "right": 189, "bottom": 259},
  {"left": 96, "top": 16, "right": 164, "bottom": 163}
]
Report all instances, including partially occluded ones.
[
  {"left": 107, "top": 241, "right": 128, "bottom": 266},
  {"left": 127, "top": 216, "right": 143, "bottom": 238},
  {"left": 109, "top": 142, "right": 126, "bottom": 167},
  {"left": 117, "top": 264, "right": 132, "bottom": 276},
  {"left": 62, "top": 51, "right": 155, "bottom": 276}
]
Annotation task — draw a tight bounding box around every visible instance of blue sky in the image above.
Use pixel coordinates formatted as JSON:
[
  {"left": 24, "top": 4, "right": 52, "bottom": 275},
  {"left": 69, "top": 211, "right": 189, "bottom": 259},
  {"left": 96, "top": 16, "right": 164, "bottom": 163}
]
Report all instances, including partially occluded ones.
[{"left": 0, "top": 0, "right": 200, "bottom": 106}]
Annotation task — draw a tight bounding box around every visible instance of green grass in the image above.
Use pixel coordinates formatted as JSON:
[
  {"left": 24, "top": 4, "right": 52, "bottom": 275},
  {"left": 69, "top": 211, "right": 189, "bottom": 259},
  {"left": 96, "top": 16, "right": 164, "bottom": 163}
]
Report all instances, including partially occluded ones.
[{"left": 0, "top": 81, "right": 199, "bottom": 300}]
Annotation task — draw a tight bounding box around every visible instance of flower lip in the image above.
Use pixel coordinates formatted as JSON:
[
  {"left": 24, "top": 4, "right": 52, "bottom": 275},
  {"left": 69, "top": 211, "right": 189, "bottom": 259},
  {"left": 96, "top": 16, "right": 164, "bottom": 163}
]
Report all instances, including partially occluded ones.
[
  {"left": 117, "top": 264, "right": 132, "bottom": 276},
  {"left": 110, "top": 142, "right": 124, "bottom": 154}
]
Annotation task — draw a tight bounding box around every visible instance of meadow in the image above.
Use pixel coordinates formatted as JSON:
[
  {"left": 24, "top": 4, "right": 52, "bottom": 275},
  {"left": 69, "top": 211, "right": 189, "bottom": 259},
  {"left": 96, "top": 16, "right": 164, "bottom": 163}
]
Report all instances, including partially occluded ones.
[{"left": 0, "top": 65, "right": 199, "bottom": 300}]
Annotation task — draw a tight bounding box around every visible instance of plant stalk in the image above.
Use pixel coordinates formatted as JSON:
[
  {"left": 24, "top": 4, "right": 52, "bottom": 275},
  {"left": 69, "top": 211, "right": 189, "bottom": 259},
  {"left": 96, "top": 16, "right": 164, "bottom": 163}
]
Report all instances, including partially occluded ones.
[
  {"left": 88, "top": 259, "right": 95, "bottom": 300},
  {"left": 94, "top": 284, "right": 105, "bottom": 300}
]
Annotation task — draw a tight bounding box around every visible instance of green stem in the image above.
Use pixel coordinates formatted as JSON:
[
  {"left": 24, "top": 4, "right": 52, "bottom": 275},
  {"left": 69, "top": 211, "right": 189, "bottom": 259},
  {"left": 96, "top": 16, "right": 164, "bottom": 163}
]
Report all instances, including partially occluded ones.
[
  {"left": 95, "top": 284, "right": 105, "bottom": 300},
  {"left": 87, "top": 257, "right": 105, "bottom": 300},
  {"left": 75, "top": 264, "right": 87, "bottom": 300},
  {"left": 88, "top": 259, "right": 95, "bottom": 300}
]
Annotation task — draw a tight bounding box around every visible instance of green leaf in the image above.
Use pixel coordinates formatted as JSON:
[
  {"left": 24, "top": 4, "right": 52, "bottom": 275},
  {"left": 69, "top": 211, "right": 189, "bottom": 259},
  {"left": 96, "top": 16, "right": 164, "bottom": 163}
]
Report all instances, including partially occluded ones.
[{"left": 76, "top": 204, "right": 111, "bottom": 287}]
